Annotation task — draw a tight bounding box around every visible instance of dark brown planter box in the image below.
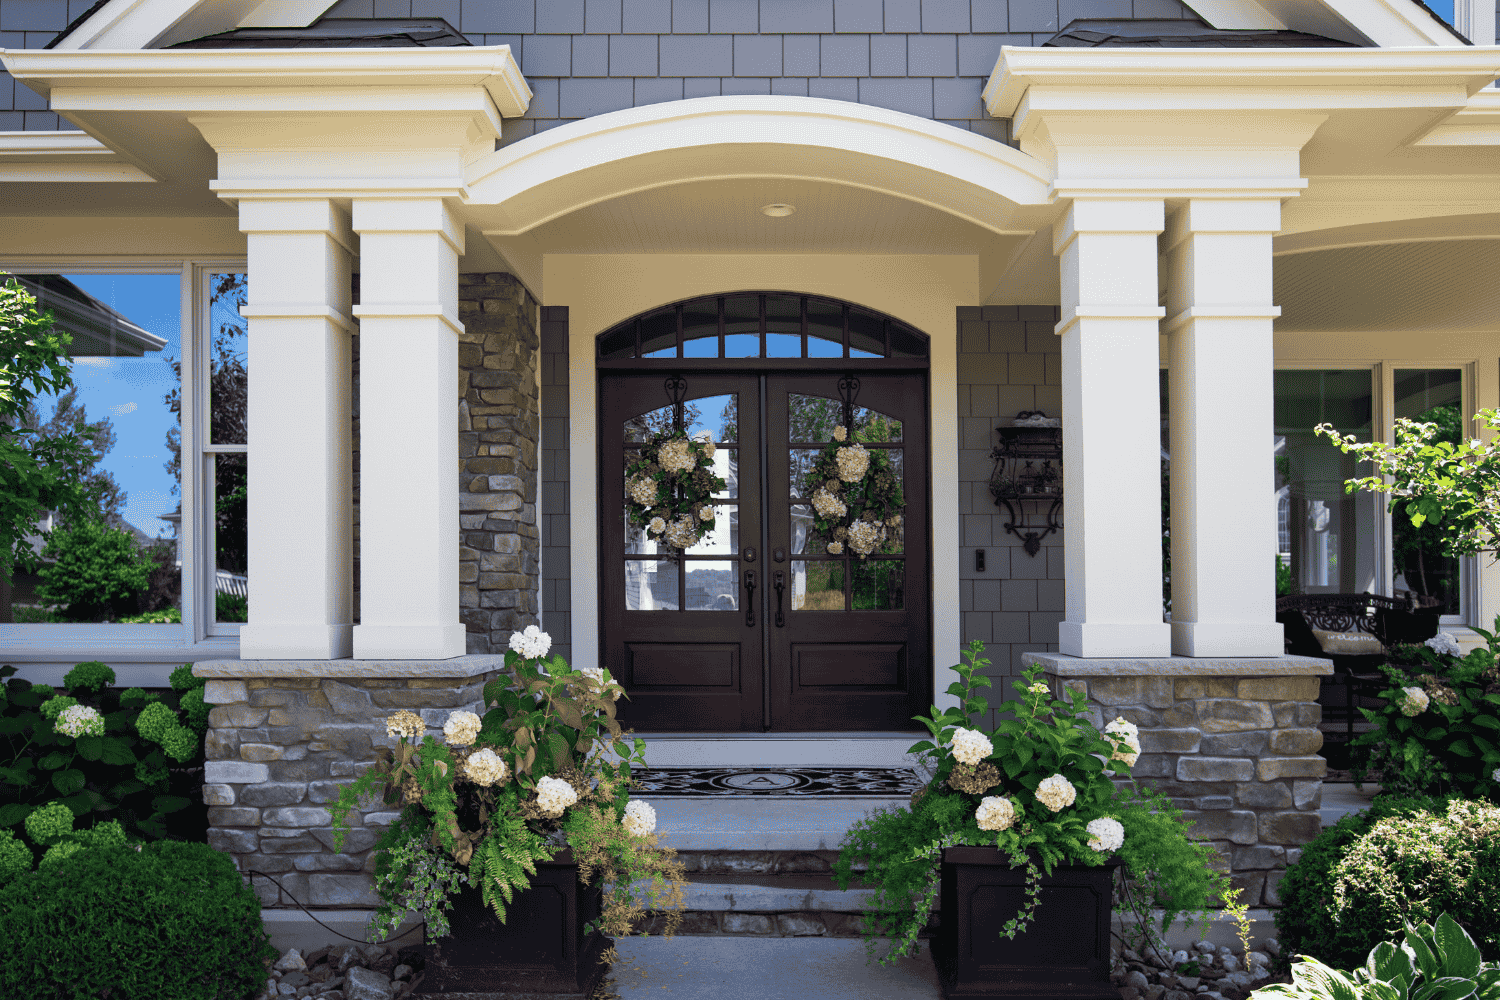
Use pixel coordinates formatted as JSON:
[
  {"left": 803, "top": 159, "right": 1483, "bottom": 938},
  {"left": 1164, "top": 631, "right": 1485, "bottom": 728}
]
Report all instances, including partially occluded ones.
[
  {"left": 934, "top": 847, "right": 1121, "bottom": 1000},
  {"left": 415, "top": 850, "right": 611, "bottom": 1000}
]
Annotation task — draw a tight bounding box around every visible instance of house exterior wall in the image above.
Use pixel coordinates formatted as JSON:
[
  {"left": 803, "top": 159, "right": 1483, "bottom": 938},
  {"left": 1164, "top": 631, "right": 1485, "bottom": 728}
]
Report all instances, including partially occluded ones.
[{"left": 0, "top": 0, "right": 82, "bottom": 130}]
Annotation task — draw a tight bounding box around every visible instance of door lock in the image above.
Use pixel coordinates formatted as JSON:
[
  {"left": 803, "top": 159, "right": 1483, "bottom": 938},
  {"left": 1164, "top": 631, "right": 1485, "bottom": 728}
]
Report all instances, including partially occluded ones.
[
  {"left": 742, "top": 546, "right": 757, "bottom": 563},
  {"left": 772, "top": 547, "right": 786, "bottom": 563}
]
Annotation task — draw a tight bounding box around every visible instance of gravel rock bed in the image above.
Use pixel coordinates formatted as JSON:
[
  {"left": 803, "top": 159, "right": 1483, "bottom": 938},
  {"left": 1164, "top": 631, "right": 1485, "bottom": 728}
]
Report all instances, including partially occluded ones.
[
  {"left": 257, "top": 944, "right": 425, "bottom": 1000},
  {"left": 1110, "top": 938, "right": 1291, "bottom": 1000}
]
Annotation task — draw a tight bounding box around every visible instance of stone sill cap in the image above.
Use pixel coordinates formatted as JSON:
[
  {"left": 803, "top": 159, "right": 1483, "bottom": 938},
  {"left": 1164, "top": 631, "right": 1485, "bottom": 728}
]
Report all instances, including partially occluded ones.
[
  {"left": 193, "top": 654, "right": 507, "bottom": 680},
  {"left": 1023, "top": 652, "right": 1333, "bottom": 677}
]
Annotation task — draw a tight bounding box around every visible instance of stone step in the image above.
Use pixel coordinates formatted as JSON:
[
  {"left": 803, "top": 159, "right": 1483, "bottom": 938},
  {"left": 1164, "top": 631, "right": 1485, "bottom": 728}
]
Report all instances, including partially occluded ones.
[{"left": 640, "top": 795, "right": 909, "bottom": 851}]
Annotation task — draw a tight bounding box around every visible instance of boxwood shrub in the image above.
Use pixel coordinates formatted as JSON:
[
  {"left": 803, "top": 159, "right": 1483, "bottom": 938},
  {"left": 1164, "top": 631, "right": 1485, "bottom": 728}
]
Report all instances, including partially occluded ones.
[
  {"left": 1275, "top": 794, "right": 1500, "bottom": 970},
  {"left": 0, "top": 839, "right": 275, "bottom": 999}
]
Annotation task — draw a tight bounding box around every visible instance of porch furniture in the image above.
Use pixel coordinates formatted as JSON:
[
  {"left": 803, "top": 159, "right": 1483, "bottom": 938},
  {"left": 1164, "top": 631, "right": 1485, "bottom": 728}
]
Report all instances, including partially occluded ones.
[{"left": 1276, "top": 593, "right": 1442, "bottom": 755}]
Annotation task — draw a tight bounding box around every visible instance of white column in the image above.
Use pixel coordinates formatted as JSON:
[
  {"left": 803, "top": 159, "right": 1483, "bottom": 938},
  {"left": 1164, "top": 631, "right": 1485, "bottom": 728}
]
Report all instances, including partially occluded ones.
[
  {"left": 1165, "top": 200, "right": 1285, "bottom": 656},
  {"left": 239, "top": 199, "right": 355, "bottom": 660},
  {"left": 351, "top": 199, "right": 466, "bottom": 659},
  {"left": 1055, "top": 199, "right": 1172, "bottom": 658}
]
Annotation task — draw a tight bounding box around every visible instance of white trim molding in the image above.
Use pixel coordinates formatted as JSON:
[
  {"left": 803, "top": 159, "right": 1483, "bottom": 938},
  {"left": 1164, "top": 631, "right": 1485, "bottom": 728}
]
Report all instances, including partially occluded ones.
[
  {"left": 0, "top": 131, "right": 154, "bottom": 183},
  {"left": 48, "top": 0, "right": 339, "bottom": 51},
  {"left": 1186, "top": 0, "right": 1469, "bottom": 47}
]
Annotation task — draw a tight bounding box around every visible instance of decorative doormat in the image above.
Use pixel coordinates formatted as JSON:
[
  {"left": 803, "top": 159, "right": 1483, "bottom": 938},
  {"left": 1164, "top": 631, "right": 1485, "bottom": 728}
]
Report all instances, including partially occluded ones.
[{"left": 629, "top": 766, "right": 925, "bottom": 797}]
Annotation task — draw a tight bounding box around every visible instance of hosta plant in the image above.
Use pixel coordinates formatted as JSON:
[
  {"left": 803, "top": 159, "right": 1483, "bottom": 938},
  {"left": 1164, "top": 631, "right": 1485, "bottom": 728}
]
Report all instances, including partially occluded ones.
[
  {"left": 834, "top": 640, "right": 1233, "bottom": 964},
  {"left": 1256, "top": 913, "right": 1500, "bottom": 1000},
  {"left": 330, "top": 628, "right": 687, "bottom": 946}
]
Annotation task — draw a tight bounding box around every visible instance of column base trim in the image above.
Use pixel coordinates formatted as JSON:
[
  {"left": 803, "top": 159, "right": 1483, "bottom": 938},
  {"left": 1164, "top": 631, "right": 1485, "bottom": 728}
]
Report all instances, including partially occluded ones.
[
  {"left": 1171, "top": 620, "right": 1286, "bottom": 658},
  {"left": 352, "top": 623, "right": 467, "bottom": 660},
  {"left": 1059, "top": 620, "right": 1172, "bottom": 658},
  {"left": 238, "top": 624, "right": 352, "bottom": 661},
  {"left": 1023, "top": 651, "right": 1332, "bottom": 676}
]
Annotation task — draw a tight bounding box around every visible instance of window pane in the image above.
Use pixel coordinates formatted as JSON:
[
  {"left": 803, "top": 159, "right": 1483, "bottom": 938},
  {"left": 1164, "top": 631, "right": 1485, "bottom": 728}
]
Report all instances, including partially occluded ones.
[
  {"left": 724, "top": 294, "right": 759, "bottom": 358},
  {"left": 1275, "top": 370, "right": 1376, "bottom": 595},
  {"left": 807, "top": 300, "right": 843, "bottom": 358},
  {"left": 208, "top": 274, "right": 248, "bottom": 445},
  {"left": 853, "top": 559, "right": 903, "bottom": 610},
  {"left": 685, "top": 560, "right": 739, "bottom": 611},
  {"left": 685, "top": 504, "right": 739, "bottom": 555},
  {"left": 848, "top": 309, "right": 885, "bottom": 358},
  {"left": 788, "top": 393, "right": 842, "bottom": 443},
  {"left": 889, "top": 323, "right": 927, "bottom": 359},
  {"left": 766, "top": 294, "right": 801, "bottom": 357},
  {"left": 682, "top": 297, "right": 719, "bottom": 358},
  {"left": 599, "top": 323, "right": 636, "bottom": 359},
  {"left": 214, "top": 452, "right": 248, "bottom": 623},
  {"left": 789, "top": 448, "right": 823, "bottom": 499},
  {"left": 11, "top": 273, "right": 182, "bottom": 623},
  {"left": 853, "top": 405, "right": 902, "bottom": 443},
  {"left": 626, "top": 559, "right": 679, "bottom": 610},
  {"left": 791, "top": 503, "right": 830, "bottom": 555},
  {"left": 639, "top": 308, "right": 677, "bottom": 358},
  {"left": 791, "top": 559, "right": 844, "bottom": 611},
  {"left": 1392, "top": 369, "right": 1463, "bottom": 615}
]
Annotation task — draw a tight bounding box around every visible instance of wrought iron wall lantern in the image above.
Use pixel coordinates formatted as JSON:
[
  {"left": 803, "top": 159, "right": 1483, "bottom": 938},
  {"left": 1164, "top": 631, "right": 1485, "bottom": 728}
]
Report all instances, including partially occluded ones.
[{"left": 989, "top": 411, "right": 1063, "bottom": 557}]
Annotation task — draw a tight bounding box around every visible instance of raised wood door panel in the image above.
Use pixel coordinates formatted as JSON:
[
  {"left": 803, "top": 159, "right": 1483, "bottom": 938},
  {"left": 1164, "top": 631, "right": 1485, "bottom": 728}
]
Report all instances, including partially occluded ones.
[
  {"left": 765, "top": 375, "right": 930, "bottom": 731},
  {"left": 601, "top": 374, "right": 762, "bottom": 732}
]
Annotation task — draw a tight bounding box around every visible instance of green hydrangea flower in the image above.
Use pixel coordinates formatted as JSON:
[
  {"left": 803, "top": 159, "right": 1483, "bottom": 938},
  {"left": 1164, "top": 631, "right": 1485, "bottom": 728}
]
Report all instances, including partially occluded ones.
[
  {"left": 119, "top": 687, "right": 151, "bottom": 707},
  {"left": 0, "top": 829, "right": 32, "bottom": 883},
  {"left": 169, "top": 663, "right": 204, "bottom": 693},
  {"left": 160, "top": 726, "right": 199, "bottom": 763},
  {"left": 63, "top": 660, "right": 116, "bottom": 694},
  {"left": 179, "top": 687, "right": 211, "bottom": 733},
  {"left": 39, "top": 694, "right": 79, "bottom": 721},
  {"left": 38, "top": 840, "right": 84, "bottom": 871},
  {"left": 24, "top": 802, "right": 74, "bottom": 847},
  {"left": 80, "top": 820, "right": 127, "bottom": 851},
  {"left": 136, "top": 701, "right": 177, "bottom": 744}
]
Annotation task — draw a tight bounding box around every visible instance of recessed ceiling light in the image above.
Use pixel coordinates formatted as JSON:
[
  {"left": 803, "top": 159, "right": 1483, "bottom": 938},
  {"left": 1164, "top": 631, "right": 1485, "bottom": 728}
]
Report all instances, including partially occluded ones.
[{"left": 761, "top": 203, "right": 796, "bottom": 218}]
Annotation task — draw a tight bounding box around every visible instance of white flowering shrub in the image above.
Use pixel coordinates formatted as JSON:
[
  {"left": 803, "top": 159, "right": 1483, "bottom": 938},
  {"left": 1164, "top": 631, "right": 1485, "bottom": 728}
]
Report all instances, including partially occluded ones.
[
  {"left": 949, "top": 728, "right": 993, "bottom": 766},
  {"left": 975, "top": 796, "right": 1016, "bottom": 832},
  {"left": 1400, "top": 686, "right": 1430, "bottom": 716},
  {"left": 442, "top": 711, "right": 482, "bottom": 747},
  {"left": 622, "top": 800, "right": 657, "bottom": 837},
  {"left": 1085, "top": 817, "right": 1124, "bottom": 853}
]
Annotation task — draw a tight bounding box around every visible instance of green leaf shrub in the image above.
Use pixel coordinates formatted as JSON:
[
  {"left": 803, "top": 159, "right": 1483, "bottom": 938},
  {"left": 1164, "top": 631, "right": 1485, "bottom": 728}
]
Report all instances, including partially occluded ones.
[
  {"left": 1259, "top": 912, "right": 1500, "bottom": 1000},
  {"left": 1352, "top": 621, "right": 1500, "bottom": 801},
  {"left": 0, "top": 840, "right": 275, "bottom": 999},
  {"left": 0, "top": 662, "right": 207, "bottom": 871},
  {"left": 34, "top": 519, "right": 157, "bottom": 622},
  {"left": 1275, "top": 795, "right": 1500, "bottom": 970}
]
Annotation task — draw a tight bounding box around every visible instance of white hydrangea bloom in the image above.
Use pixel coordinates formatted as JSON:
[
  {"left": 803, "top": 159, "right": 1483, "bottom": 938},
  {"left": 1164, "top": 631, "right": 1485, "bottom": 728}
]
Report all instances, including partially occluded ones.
[
  {"left": 1425, "top": 632, "right": 1462, "bottom": 658},
  {"left": 835, "top": 443, "right": 870, "bottom": 483},
  {"left": 385, "top": 710, "right": 425, "bottom": 740},
  {"left": 832, "top": 425, "right": 848, "bottom": 442},
  {"left": 846, "top": 520, "right": 885, "bottom": 557},
  {"left": 579, "top": 666, "right": 622, "bottom": 701},
  {"left": 657, "top": 438, "right": 696, "bottom": 474},
  {"left": 1400, "top": 686, "right": 1430, "bottom": 716},
  {"left": 463, "top": 748, "right": 509, "bottom": 787},
  {"left": 811, "top": 488, "right": 847, "bottom": 520},
  {"left": 1027, "top": 681, "right": 1049, "bottom": 696},
  {"left": 826, "top": 541, "right": 844, "bottom": 555},
  {"left": 535, "top": 776, "right": 579, "bottom": 818},
  {"left": 950, "top": 727, "right": 994, "bottom": 766},
  {"left": 1104, "top": 717, "right": 1139, "bottom": 740},
  {"left": 1492, "top": 767, "right": 1500, "bottom": 784},
  {"left": 1086, "top": 817, "right": 1125, "bottom": 853},
  {"left": 975, "top": 796, "right": 1016, "bottom": 832},
  {"left": 56, "top": 704, "right": 104, "bottom": 738},
  {"left": 692, "top": 430, "right": 716, "bottom": 459},
  {"left": 647, "top": 516, "right": 666, "bottom": 535},
  {"left": 698, "top": 505, "right": 715, "bottom": 521},
  {"left": 622, "top": 799, "right": 657, "bottom": 837},
  {"left": 442, "top": 711, "right": 482, "bottom": 747},
  {"left": 664, "top": 515, "right": 699, "bottom": 550},
  {"left": 1035, "top": 774, "right": 1077, "bottom": 812},
  {"left": 627, "top": 475, "right": 659, "bottom": 506},
  {"left": 510, "top": 625, "right": 552, "bottom": 661},
  {"left": 1107, "top": 732, "right": 1142, "bottom": 767}
]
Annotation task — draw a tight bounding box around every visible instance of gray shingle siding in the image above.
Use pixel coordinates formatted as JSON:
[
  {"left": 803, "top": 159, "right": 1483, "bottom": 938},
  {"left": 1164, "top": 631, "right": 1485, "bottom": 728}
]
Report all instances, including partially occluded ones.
[{"left": 0, "top": 0, "right": 87, "bottom": 129}]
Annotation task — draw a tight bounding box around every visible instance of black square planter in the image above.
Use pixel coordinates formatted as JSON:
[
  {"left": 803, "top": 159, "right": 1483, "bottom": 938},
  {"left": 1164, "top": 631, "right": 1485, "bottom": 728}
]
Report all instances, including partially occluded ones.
[
  {"left": 415, "top": 851, "right": 610, "bottom": 1000},
  {"left": 934, "top": 847, "right": 1121, "bottom": 1000}
]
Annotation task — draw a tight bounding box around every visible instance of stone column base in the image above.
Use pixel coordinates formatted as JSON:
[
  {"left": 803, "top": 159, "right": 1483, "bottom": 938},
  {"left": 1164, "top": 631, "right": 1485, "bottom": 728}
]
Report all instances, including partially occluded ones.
[
  {"left": 194, "top": 655, "right": 506, "bottom": 909},
  {"left": 1023, "top": 652, "right": 1333, "bottom": 908}
]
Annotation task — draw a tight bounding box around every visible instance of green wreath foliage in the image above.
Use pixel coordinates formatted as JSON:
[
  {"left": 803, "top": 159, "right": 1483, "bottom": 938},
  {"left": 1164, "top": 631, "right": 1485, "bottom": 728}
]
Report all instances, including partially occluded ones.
[{"left": 623, "top": 428, "right": 726, "bottom": 550}]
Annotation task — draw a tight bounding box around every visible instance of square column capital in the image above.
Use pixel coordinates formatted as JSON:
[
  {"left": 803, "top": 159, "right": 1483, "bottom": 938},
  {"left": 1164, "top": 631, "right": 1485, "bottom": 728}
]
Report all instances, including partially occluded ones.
[
  {"left": 1163, "top": 199, "right": 1284, "bottom": 251},
  {"left": 352, "top": 198, "right": 464, "bottom": 255},
  {"left": 1054, "top": 199, "right": 1165, "bottom": 255},
  {"left": 238, "top": 199, "right": 355, "bottom": 251}
]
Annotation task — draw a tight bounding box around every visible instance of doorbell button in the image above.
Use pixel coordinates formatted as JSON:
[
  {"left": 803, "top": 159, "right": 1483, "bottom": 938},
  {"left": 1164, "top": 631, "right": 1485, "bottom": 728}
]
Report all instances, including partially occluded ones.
[{"left": 772, "top": 548, "right": 786, "bottom": 563}]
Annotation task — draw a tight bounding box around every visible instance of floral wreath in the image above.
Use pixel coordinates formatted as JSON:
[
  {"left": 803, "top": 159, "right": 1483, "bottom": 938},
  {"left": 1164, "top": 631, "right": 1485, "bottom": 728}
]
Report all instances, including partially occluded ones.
[
  {"left": 624, "top": 428, "right": 727, "bottom": 551},
  {"left": 807, "top": 424, "right": 905, "bottom": 559}
]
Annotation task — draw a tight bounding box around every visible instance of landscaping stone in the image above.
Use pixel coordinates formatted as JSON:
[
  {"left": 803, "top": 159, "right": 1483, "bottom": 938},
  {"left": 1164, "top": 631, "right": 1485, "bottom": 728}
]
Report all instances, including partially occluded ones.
[{"left": 343, "top": 967, "right": 394, "bottom": 1000}]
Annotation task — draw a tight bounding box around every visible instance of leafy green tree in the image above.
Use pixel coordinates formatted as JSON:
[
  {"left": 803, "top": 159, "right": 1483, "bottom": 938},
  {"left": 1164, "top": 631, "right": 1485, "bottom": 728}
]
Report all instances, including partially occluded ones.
[
  {"left": 22, "top": 387, "right": 122, "bottom": 524},
  {"left": 34, "top": 520, "right": 154, "bottom": 622},
  {"left": 0, "top": 276, "right": 106, "bottom": 623}
]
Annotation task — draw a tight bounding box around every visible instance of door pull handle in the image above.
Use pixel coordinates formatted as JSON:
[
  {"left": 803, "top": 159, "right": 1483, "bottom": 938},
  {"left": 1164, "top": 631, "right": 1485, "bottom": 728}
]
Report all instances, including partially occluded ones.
[
  {"left": 773, "top": 571, "right": 785, "bottom": 628},
  {"left": 744, "top": 570, "right": 756, "bottom": 628}
]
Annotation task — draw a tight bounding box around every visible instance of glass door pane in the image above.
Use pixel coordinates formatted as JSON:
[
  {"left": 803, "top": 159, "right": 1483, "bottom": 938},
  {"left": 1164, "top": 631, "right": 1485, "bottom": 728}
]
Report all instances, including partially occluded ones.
[{"left": 1392, "top": 369, "right": 1464, "bottom": 615}]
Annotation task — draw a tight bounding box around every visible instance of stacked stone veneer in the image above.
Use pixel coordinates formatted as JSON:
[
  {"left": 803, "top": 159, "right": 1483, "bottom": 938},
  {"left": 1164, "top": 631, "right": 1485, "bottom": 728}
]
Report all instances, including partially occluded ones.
[
  {"left": 458, "top": 273, "right": 542, "bottom": 654},
  {"left": 197, "top": 659, "right": 502, "bottom": 909},
  {"left": 1027, "top": 654, "right": 1333, "bottom": 909}
]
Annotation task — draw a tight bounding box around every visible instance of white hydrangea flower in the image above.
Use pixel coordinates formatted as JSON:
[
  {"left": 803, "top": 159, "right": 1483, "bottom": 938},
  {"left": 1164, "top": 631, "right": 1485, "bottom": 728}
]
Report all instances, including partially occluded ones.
[
  {"left": 1492, "top": 767, "right": 1500, "bottom": 784},
  {"left": 976, "top": 796, "right": 1016, "bottom": 832},
  {"left": 579, "top": 666, "right": 622, "bottom": 701},
  {"left": 1035, "top": 774, "right": 1077, "bottom": 812},
  {"left": 385, "top": 710, "right": 425, "bottom": 740},
  {"left": 1027, "top": 681, "right": 1049, "bottom": 696},
  {"left": 1086, "top": 816, "right": 1125, "bottom": 853},
  {"left": 835, "top": 443, "right": 870, "bottom": 483},
  {"left": 832, "top": 425, "right": 847, "bottom": 442},
  {"left": 811, "top": 488, "right": 847, "bottom": 520},
  {"left": 1400, "top": 686, "right": 1430, "bottom": 716},
  {"left": 622, "top": 799, "right": 657, "bottom": 837},
  {"left": 627, "top": 474, "right": 659, "bottom": 506},
  {"left": 510, "top": 625, "right": 552, "bottom": 661},
  {"left": 463, "top": 748, "right": 509, "bottom": 787},
  {"left": 1104, "top": 718, "right": 1142, "bottom": 766},
  {"left": 664, "top": 515, "right": 699, "bottom": 550},
  {"left": 56, "top": 704, "right": 104, "bottom": 739},
  {"left": 846, "top": 520, "right": 885, "bottom": 558},
  {"left": 1104, "top": 717, "right": 1139, "bottom": 740},
  {"left": 950, "top": 727, "right": 993, "bottom": 766},
  {"left": 692, "top": 430, "right": 716, "bottom": 459},
  {"left": 1425, "top": 632, "right": 1462, "bottom": 658},
  {"left": 535, "top": 775, "right": 579, "bottom": 818},
  {"left": 698, "top": 505, "right": 715, "bottom": 521},
  {"left": 647, "top": 516, "right": 666, "bottom": 535},
  {"left": 657, "top": 438, "right": 696, "bottom": 474},
  {"left": 442, "top": 711, "right": 482, "bottom": 747},
  {"left": 826, "top": 541, "right": 844, "bottom": 555}
]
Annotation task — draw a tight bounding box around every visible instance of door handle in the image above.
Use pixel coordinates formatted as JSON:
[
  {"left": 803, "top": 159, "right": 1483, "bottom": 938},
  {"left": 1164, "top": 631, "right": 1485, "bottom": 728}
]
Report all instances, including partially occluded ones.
[
  {"left": 744, "top": 570, "right": 756, "bottom": 628},
  {"left": 774, "top": 571, "right": 785, "bottom": 628}
]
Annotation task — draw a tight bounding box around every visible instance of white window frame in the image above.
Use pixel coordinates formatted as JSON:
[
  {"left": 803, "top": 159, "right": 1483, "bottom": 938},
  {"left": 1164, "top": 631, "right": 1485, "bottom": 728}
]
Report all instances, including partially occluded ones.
[{"left": 0, "top": 257, "right": 246, "bottom": 662}]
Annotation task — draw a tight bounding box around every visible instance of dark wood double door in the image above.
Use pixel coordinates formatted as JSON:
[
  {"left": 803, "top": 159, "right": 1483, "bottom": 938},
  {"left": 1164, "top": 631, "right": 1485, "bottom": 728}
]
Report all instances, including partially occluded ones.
[{"left": 601, "top": 372, "right": 929, "bottom": 732}]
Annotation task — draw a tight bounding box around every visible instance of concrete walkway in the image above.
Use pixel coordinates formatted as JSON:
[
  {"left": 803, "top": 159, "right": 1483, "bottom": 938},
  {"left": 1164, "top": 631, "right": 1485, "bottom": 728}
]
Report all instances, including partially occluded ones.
[{"left": 600, "top": 936, "right": 942, "bottom": 999}]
